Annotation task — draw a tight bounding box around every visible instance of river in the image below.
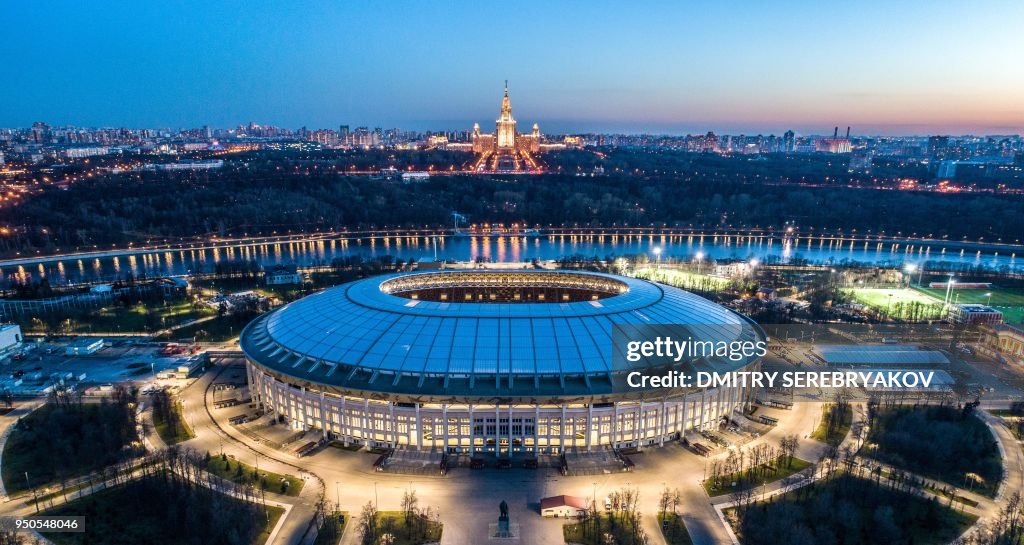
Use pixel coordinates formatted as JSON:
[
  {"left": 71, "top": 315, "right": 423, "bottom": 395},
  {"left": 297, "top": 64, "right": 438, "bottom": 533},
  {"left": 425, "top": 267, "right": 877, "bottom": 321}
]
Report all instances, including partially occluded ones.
[{"left": 2, "top": 232, "right": 1020, "bottom": 287}]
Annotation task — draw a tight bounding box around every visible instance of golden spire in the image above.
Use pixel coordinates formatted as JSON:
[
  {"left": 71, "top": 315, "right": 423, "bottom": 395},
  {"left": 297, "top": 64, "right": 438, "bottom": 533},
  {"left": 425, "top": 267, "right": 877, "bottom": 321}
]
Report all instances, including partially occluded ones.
[{"left": 500, "top": 81, "right": 512, "bottom": 118}]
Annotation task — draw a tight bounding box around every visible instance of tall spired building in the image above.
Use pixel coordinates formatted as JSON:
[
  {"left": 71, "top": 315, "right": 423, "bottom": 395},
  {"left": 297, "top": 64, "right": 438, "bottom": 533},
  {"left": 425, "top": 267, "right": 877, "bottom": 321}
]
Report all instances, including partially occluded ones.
[
  {"left": 471, "top": 82, "right": 543, "bottom": 172},
  {"left": 496, "top": 82, "right": 517, "bottom": 149}
]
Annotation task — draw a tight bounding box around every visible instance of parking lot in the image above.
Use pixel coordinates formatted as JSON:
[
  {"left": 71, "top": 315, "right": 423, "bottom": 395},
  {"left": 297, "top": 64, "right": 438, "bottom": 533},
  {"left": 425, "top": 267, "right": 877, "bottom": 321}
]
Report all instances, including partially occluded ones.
[{"left": 0, "top": 337, "right": 203, "bottom": 396}]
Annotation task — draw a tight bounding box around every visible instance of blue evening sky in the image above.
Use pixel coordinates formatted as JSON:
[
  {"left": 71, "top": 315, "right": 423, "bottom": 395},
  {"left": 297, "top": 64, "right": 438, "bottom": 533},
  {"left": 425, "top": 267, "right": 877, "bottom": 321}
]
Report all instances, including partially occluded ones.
[{"left": 2, "top": 1, "right": 1021, "bottom": 135}]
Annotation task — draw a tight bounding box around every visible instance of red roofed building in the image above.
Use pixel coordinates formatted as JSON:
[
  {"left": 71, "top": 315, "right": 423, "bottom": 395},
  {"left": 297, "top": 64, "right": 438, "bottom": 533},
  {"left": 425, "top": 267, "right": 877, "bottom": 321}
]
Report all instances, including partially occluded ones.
[{"left": 540, "top": 495, "right": 589, "bottom": 518}]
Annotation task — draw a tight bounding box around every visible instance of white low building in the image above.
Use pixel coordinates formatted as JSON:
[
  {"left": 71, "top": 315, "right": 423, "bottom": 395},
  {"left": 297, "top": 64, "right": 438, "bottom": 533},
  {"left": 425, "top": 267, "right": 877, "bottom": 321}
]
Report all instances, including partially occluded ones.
[
  {"left": 540, "top": 495, "right": 588, "bottom": 518},
  {"left": 0, "top": 324, "right": 23, "bottom": 357},
  {"left": 65, "top": 338, "right": 105, "bottom": 356},
  {"left": 265, "top": 265, "right": 304, "bottom": 286}
]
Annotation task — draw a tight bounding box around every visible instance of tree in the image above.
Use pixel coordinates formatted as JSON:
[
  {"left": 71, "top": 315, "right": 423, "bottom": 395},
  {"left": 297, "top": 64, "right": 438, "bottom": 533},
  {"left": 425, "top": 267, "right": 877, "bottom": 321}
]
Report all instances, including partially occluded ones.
[
  {"left": 358, "top": 501, "right": 379, "bottom": 545},
  {"left": 658, "top": 486, "right": 672, "bottom": 517},
  {"left": 401, "top": 489, "right": 419, "bottom": 538},
  {"left": 780, "top": 434, "right": 800, "bottom": 468}
]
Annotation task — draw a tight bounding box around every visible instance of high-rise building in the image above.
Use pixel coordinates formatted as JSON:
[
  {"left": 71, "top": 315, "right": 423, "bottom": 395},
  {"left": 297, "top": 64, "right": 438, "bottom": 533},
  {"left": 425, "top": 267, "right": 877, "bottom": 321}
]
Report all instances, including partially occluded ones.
[
  {"left": 783, "top": 130, "right": 795, "bottom": 153},
  {"left": 469, "top": 83, "right": 544, "bottom": 171},
  {"left": 928, "top": 135, "right": 950, "bottom": 159},
  {"left": 496, "top": 83, "right": 517, "bottom": 149}
]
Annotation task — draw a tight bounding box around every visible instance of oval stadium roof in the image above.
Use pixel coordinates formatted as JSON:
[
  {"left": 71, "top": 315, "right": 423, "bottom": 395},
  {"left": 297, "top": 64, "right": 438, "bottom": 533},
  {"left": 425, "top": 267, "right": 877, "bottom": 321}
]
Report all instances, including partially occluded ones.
[{"left": 240, "top": 270, "right": 764, "bottom": 400}]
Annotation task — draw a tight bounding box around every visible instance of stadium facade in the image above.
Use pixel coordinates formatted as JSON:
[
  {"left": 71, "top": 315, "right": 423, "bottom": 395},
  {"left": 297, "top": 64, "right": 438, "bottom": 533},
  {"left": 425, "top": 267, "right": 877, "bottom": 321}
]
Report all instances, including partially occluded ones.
[{"left": 241, "top": 270, "right": 765, "bottom": 455}]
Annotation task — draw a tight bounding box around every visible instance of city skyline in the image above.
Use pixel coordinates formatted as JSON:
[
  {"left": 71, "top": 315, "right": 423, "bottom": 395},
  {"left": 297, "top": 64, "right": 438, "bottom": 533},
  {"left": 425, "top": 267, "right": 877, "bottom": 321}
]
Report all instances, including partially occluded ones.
[{"left": 2, "top": 1, "right": 1023, "bottom": 135}]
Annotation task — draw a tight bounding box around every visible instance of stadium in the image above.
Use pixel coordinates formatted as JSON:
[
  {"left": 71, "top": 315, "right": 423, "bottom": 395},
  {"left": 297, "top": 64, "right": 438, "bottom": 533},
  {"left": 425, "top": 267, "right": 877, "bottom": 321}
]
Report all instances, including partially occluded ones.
[{"left": 240, "top": 270, "right": 766, "bottom": 456}]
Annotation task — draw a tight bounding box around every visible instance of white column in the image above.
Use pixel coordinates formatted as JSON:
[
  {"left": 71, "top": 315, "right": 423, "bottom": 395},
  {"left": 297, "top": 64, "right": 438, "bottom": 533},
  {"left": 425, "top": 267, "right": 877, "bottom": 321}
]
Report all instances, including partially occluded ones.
[
  {"left": 586, "top": 404, "right": 593, "bottom": 451},
  {"left": 612, "top": 403, "right": 619, "bottom": 448},
  {"left": 468, "top": 404, "right": 475, "bottom": 455},
  {"left": 534, "top": 406, "right": 540, "bottom": 454},
  {"left": 442, "top": 404, "right": 449, "bottom": 450},
  {"left": 416, "top": 404, "right": 423, "bottom": 450},
  {"left": 340, "top": 396, "right": 348, "bottom": 445},
  {"left": 560, "top": 405, "right": 567, "bottom": 452},
  {"left": 389, "top": 403, "right": 396, "bottom": 447},
  {"left": 320, "top": 391, "right": 328, "bottom": 440},
  {"left": 659, "top": 400, "right": 667, "bottom": 446}
]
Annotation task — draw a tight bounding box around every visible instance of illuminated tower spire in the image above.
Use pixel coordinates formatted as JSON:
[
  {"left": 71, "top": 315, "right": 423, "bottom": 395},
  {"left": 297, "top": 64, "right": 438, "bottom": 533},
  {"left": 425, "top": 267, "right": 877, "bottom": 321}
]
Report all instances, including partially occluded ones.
[{"left": 496, "top": 81, "right": 516, "bottom": 148}]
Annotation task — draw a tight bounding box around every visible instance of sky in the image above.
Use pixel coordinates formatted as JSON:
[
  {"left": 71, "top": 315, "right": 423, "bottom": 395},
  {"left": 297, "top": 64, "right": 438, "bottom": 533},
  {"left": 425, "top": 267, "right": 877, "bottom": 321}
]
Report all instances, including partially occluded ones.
[{"left": 2, "top": 1, "right": 1022, "bottom": 136}]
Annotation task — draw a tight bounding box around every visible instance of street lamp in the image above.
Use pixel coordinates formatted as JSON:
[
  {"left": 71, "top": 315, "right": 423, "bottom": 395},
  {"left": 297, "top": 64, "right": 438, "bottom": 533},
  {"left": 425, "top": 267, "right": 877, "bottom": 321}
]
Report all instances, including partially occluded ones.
[
  {"left": 985, "top": 292, "right": 993, "bottom": 306},
  {"left": 652, "top": 246, "right": 662, "bottom": 270},
  {"left": 694, "top": 251, "right": 705, "bottom": 274},
  {"left": 903, "top": 263, "right": 917, "bottom": 287}
]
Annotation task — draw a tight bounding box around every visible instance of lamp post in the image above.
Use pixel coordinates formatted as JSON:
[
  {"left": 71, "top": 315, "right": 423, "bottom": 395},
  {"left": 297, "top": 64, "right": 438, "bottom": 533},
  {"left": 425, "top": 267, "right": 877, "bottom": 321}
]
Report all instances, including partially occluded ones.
[
  {"left": 652, "top": 246, "right": 662, "bottom": 270},
  {"left": 26, "top": 472, "right": 38, "bottom": 513},
  {"left": 695, "top": 251, "right": 705, "bottom": 275},
  {"left": 903, "top": 263, "right": 917, "bottom": 288}
]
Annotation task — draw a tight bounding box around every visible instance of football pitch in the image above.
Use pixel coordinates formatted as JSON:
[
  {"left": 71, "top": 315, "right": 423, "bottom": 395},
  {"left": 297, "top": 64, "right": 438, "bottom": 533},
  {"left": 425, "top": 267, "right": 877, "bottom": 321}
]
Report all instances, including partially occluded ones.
[
  {"left": 848, "top": 286, "right": 1024, "bottom": 323},
  {"left": 915, "top": 286, "right": 1024, "bottom": 323},
  {"left": 851, "top": 288, "right": 941, "bottom": 308}
]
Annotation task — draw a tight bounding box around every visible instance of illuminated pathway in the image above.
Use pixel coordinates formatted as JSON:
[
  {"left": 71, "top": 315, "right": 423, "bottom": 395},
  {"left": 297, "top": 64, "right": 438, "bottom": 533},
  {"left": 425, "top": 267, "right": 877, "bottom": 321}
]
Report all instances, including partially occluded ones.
[
  {"left": 179, "top": 358, "right": 834, "bottom": 545},
  {"left": 2, "top": 363, "right": 1019, "bottom": 544}
]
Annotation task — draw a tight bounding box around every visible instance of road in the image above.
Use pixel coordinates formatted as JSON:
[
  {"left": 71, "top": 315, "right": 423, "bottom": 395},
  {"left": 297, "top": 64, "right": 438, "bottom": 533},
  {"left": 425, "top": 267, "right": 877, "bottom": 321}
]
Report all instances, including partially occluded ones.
[
  {"left": 4, "top": 359, "right": 1021, "bottom": 545},
  {"left": 181, "top": 359, "right": 830, "bottom": 545}
]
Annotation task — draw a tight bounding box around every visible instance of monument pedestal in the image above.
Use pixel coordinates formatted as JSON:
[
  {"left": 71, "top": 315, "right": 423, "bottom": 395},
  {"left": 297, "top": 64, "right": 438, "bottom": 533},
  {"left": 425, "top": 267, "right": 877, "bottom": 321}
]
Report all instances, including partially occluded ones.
[
  {"left": 491, "top": 500, "right": 517, "bottom": 539},
  {"left": 489, "top": 521, "right": 519, "bottom": 539}
]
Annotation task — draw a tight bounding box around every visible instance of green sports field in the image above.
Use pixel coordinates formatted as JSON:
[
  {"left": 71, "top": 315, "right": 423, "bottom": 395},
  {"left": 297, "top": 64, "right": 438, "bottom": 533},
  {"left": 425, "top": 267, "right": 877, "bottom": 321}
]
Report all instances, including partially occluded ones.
[
  {"left": 915, "top": 286, "right": 1024, "bottom": 323},
  {"left": 851, "top": 288, "right": 940, "bottom": 308},
  {"left": 848, "top": 288, "right": 946, "bottom": 321},
  {"left": 849, "top": 286, "right": 1024, "bottom": 323}
]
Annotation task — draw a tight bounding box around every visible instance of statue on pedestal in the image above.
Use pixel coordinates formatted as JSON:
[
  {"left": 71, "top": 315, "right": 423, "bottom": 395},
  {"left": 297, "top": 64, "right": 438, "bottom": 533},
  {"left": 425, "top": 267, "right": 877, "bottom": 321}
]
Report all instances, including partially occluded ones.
[{"left": 497, "top": 500, "right": 511, "bottom": 537}]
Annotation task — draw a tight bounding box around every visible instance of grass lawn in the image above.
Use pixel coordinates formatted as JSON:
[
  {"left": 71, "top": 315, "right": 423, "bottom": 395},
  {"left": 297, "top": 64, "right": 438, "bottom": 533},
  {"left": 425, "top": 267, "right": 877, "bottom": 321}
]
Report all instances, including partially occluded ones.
[
  {"left": 374, "top": 511, "right": 443, "bottom": 545},
  {"left": 848, "top": 288, "right": 945, "bottom": 320},
  {"left": 152, "top": 400, "right": 194, "bottom": 445},
  {"left": 658, "top": 512, "right": 694, "bottom": 545},
  {"left": 206, "top": 455, "right": 304, "bottom": 497},
  {"left": 193, "top": 276, "right": 312, "bottom": 301},
  {"left": 924, "top": 483, "right": 980, "bottom": 508},
  {"left": 329, "top": 441, "right": 364, "bottom": 452},
  {"left": 312, "top": 511, "right": 348, "bottom": 545},
  {"left": 563, "top": 512, "right": 646, "bottom": 545},
  {"left": 159, "top": 313, "right": 257, "bottom": 342},
  {"left": 633, "top": 267, "right": 730, "bottom": 292},
  {"left": 811, "top": 403, "right": 853, "bottom": 447},
  {"left": 18, "top": 299, "right": 215, "bottom": 334},
  {"left": 916, "top": 286, "right": 1024, "bottom": 323},
  {"left": 704, "top": 458, "right": 811, "bottom": 496},
  {"left": 41, "top": 476, "right": 283, "bottom": 545},
  {"left": 726, "top": 474, "right": 976, "bottom": 545},
  {"left": 255, "top": 505, "right": 286, "bottom": 545}
]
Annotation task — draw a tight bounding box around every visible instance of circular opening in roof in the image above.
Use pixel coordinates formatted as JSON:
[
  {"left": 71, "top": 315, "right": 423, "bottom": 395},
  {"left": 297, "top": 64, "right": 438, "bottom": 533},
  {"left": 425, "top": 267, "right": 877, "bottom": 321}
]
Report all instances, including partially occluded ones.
[{"left": 380, "top": 271, "right": 628, "bottom": 303}]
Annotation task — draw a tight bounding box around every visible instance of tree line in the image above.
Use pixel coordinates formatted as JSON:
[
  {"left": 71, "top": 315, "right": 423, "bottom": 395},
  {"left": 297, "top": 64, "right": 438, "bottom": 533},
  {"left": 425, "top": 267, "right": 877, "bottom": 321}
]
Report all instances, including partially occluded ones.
[
  {"left": 5, "top": 149, "right": 1024, "bottom": 256},
  {"left": 45, "top": 446, "right": 278, "bottom": 545},
  {"left": 6, "top": 385, "right": 140, "bottom": 492}
]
